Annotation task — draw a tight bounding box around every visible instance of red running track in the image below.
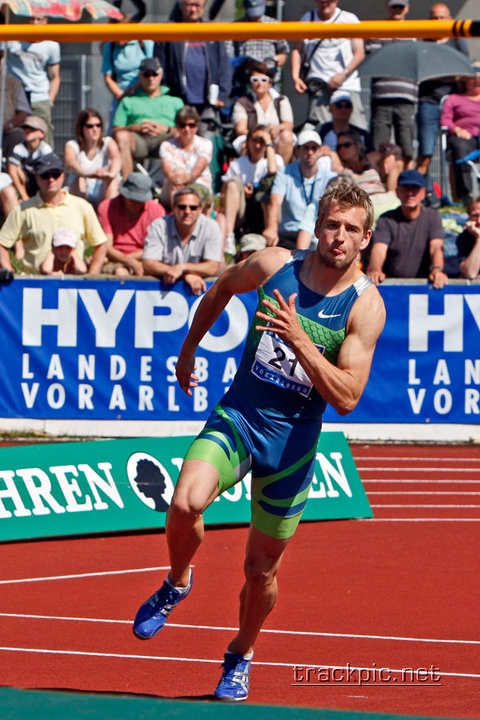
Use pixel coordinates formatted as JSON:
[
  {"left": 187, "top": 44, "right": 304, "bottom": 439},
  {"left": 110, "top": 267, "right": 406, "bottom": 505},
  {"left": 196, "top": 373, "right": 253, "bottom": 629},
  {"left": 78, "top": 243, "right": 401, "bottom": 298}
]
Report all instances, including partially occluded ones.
[{"left": 0, "top": 443, "right": 479, "bottom": 717}]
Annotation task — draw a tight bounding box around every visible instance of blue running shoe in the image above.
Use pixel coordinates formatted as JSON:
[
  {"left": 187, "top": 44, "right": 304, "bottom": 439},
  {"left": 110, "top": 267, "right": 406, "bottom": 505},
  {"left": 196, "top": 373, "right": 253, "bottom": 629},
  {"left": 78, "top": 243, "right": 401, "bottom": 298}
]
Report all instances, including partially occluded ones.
[
  {"left": 133, "top": 573, "right": 193, "bottom": 639},
  {"left": 214, "top": 652, "right": 252, "bottom": 702}
]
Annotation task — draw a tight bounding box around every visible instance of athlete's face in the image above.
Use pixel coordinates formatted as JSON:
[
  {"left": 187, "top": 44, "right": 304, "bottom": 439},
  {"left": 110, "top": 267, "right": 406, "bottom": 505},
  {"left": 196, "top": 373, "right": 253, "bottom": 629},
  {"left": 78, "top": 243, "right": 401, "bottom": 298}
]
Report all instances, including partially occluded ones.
[{"left": 314, "top": 203, "right": 371, "bottom": 269}]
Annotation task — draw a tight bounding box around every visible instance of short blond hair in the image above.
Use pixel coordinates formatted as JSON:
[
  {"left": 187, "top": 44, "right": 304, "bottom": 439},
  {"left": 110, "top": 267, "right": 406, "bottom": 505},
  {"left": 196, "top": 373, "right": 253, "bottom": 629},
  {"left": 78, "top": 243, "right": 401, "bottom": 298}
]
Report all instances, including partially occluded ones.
[{"left": 317, "top": 181, "right": 374, "bottom": 233}]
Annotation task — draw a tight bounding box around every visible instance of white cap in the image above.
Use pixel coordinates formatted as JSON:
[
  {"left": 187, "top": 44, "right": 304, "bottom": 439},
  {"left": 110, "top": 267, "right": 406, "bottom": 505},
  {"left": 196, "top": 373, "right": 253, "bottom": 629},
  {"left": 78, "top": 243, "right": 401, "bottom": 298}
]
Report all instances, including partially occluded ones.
[
  {"left": 330, "top": 89, "right": 353, "bottom": 105},
  {"left": 52, "top": 227, "right": 77, "bottom": 249},
  {"left": 296, "top": 129, "right": 322, "bottom": 147}
]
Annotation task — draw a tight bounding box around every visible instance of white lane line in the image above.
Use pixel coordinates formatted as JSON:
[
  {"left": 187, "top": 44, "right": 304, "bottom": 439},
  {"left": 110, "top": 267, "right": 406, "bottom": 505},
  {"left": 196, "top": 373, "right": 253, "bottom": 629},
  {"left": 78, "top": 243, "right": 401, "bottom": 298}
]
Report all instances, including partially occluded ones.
[
  {"left": 0, "top": 646, "right": 478, "bottom": 680},
  {"left": 0, "top": 566, "right": 170, "bottom": 586},
  {"left": 364, "top": 518, "right": 480, "bottom": 522},
  {"left": 1, "top": 612, "right": 478, "bottom": 646},
  {"left": 371, "top": 504, "right": 480, "bottom": 508},
  {"left": 356, "top": 467, "right": 480, "bottom": 473},
  {"left": 369, "top": 492, "right": 480, "bottom": 496},
  {"left": 363, "top": 479, "right": 480, "bottom": 484},
  {"left": 355, "top": 457, "right": 480, "bottom": 463}
]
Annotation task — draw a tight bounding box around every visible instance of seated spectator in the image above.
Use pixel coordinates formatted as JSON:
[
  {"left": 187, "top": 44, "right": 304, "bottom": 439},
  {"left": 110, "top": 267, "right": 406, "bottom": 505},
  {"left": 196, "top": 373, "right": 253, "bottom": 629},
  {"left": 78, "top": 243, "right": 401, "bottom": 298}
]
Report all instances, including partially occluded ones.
[
  {"left": 159, "top": 106, "right": 213, "bottom": 211},
  {"left": 263, "top": 129, "right": 338, "bottom": 249},
  {"left": 0, "top": 172, "right": 18, "bottom": 220},
  {"left": 98, "top": 171, "right": 166, "bottom": 277},
  {"left": 440, "top": 64, "right": 480, "bottom": 206},
  {"left": 143, "top": 186, "right": 222, "bottom": 295},
  {"left": 0, "top": 153, "right": 107, "bottom": 275},
  {"left": 102, "top": 35, "right": 154, "bottom": 128},
  {"left": 65, "top": 108, "right": 121, "bottom": 208},
  {"left": 237, "top": 231, "right": 266, "bottom": 262},
  {"left": 40, "top": 226, "right": 88, "bottom": 275},
  {"left": 220, "top": 125, "right": 283, "bottom": 255},
  {"left": 7, "top": 115, "right": 53, "bottom": 201},
  {"left": 231, "top": 59, "right": 294, "bottom": 165},
  {"left": 317, "top": 90, "right": 375, "bottom": 155},
  {"left": 456, "top": 196, "right": 480, "bottom": 279},
  {"left": 366, "top": 170, "right": 448, "bottom": 289},
  {"left": 0, "top": 52, "right": 31, "bottom": 162},
  {"left": 113, "top": 57, "right": 184, "bottom": 178},
  {"left": 335, "top": 131, "right": 400, "bottom": 221}
]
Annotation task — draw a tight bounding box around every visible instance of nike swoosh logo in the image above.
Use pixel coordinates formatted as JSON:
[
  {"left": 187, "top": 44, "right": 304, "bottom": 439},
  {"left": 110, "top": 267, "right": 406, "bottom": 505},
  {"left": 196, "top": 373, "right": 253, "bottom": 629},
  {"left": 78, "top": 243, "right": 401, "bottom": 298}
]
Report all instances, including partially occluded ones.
[{"left": 318, "top": 310, "right": 341, "bottom": 319}]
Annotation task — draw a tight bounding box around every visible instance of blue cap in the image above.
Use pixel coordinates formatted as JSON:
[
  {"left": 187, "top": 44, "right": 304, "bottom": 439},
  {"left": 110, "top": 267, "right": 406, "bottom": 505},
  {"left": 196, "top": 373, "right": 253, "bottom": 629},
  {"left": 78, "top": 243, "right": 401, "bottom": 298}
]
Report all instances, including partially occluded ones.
[
  {"left": 245, "top": 0, "right": 265, "bottom": 17},
  {"left": 397, "top": 170, "right": 426, "bottom": 188}
]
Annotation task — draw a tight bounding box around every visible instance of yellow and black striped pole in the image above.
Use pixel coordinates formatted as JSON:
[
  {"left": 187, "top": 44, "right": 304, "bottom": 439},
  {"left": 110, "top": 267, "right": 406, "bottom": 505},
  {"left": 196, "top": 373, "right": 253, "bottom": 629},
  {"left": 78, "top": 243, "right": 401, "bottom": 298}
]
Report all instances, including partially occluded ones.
[{"left": 0, "top": 19, "right": 479, "bottom": 43}]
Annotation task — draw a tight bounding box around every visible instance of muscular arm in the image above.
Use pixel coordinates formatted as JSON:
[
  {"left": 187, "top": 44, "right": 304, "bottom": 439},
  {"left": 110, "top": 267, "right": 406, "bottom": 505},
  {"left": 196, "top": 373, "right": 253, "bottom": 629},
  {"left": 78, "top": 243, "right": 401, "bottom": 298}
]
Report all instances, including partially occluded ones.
[
  {"left": 256, "top": 284, "right": 386, "bottom": 415},
  {"left": 176, "top": 248, "right": 290, "bottom": 394}
]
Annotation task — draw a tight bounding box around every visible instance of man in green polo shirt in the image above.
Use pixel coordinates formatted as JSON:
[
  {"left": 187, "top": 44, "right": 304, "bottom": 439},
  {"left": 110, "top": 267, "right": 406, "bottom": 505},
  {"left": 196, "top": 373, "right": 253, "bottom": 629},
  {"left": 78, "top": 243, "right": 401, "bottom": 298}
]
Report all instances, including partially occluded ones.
[{"left": 113, "top": 57, "right": 184, "bottom": 178}]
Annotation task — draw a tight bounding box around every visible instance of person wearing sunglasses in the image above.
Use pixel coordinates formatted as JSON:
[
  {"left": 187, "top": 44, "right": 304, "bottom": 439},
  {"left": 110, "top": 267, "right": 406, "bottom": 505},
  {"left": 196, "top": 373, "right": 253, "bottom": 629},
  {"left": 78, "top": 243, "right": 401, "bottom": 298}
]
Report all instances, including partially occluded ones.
[
  {"left": 64, "top": 108, "right": 121, "bottom": 209},
  {"left": 0, "top": 153, "right": 108, "bottom": 276},
  {"left": 113, "top": 57, "right": 184, "bottom": 179},
  {"left": 316, "top": 90, "right": 375, "bottom": 159},
  {"left": 142, "top": 187, "right": 222, "bottom": 295},
  {"left": 232, "top": 59, "right": 294, "bottom": 166},
  {"left": 336, "top": 131, "right": 400, "bottom": 222},
  {"left": 159, "top": 106, "right": 213, "bottom": 211}
]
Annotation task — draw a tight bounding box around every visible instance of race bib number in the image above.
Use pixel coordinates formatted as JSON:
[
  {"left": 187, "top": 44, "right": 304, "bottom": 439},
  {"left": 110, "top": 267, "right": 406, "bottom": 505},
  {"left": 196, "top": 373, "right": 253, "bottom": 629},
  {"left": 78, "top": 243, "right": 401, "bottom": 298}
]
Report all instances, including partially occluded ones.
[{"left": 251, "top": 330, "right": 323, "bottom": 396}]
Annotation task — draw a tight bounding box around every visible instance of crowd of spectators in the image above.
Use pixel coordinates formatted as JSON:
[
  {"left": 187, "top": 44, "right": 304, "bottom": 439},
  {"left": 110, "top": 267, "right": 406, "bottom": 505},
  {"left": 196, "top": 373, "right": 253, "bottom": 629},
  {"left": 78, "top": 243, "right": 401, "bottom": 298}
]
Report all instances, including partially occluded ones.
[{"left": 0, "top": 0, "right": 480, "bottom": 287}]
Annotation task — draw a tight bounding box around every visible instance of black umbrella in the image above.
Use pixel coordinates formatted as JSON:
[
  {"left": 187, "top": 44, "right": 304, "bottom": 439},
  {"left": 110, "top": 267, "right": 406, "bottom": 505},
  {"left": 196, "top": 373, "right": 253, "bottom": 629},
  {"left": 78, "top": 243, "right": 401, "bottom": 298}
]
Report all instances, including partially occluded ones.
[{"left": 358, "top": 40, "right": 474, "bottom": 82}]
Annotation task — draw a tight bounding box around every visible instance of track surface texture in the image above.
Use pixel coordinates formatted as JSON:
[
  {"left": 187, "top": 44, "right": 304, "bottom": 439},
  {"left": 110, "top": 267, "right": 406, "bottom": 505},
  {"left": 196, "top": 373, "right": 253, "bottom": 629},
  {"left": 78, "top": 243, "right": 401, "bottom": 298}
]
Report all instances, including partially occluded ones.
[{"left": 0, "top": 443, "right": 478, "bottom": 718}]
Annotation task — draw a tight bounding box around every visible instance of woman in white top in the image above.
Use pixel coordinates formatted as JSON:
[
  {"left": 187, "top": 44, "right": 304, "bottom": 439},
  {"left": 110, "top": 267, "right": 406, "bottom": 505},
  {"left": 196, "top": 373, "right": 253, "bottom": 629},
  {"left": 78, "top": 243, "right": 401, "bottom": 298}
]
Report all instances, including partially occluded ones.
[
  {"left": 231, "top": 60, "right": 294, "bottom": 166},
  {"left": 221, "top": 124, "right": 284, "bottom": 253},
  {"left": 65, "top": 108, "right": 121, "bottom": 207},
  {"left": 159, "top": 106, "right": 213, "bottom": 212}
]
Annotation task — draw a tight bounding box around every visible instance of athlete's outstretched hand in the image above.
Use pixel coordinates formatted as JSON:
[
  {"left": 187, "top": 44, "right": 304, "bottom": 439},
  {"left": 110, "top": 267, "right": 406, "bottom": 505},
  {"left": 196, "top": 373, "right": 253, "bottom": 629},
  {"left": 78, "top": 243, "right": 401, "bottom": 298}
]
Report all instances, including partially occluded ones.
[
  {"left": 255, "top": 289, "right": 304, "bottom": 345},
  {"left": 176, "top": 349, "right": 199, "bottom": 396}
]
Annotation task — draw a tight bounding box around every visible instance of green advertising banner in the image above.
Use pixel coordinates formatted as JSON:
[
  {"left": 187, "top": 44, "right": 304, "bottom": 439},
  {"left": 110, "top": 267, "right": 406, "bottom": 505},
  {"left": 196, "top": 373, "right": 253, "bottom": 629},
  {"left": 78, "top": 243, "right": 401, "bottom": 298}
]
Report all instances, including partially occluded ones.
[{"left": 0, "top": 433, "right": 372, "bottom": 543}]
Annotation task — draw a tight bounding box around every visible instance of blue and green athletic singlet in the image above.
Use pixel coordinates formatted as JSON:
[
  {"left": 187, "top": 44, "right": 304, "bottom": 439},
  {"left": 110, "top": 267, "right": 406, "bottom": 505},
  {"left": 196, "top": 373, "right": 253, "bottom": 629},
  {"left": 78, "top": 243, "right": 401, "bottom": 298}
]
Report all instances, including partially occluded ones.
[{"left": 185, "top": 250, "right": 373, "bottom": 538}]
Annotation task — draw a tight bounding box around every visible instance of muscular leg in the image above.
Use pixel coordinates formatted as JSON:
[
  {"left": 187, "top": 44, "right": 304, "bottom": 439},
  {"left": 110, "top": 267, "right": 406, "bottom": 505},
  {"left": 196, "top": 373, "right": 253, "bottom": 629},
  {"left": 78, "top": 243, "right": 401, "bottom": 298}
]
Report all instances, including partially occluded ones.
[
  {"left": 166, "top": 458, "right": 220, "bottom": 587},
  {"left": 227, "top": 525, "right": 290, "bottom": 656}
]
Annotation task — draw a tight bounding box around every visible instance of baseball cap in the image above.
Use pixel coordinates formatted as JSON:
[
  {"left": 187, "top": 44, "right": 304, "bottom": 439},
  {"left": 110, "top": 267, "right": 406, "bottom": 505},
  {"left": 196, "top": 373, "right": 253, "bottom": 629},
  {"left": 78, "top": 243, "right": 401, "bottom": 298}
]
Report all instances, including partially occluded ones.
[
  {"left": 33, "top": 153, "right": 64, "bottom": 175},
  {"left": 239, "top": 233, "right": 266, "bottom": 253},
  {"left": 120, "top": 172, "right": 154, "bottom": 202},
  {"left": 245, "top": 0, "right": 265, "bottom": 18},
  {"left": 22, "top": 115, "right": 48, "bottom": 136},
  {"left": 52, "top": 227, "right": 77, "bottom": 249},
  {"left": 296, "top": 129, "right": 322, "bottom": 147},
  {"left": 397, "top": 170, "right": 426, "bottom": 188},
  {"left": 140, "top": 57, "right": 162, "bottom": 74},
  {"left": 388, "top": 0, "right": 408, "bottom": 6},
  {"left": 330, "top": 90, "right": 353, "bottom": 106}
]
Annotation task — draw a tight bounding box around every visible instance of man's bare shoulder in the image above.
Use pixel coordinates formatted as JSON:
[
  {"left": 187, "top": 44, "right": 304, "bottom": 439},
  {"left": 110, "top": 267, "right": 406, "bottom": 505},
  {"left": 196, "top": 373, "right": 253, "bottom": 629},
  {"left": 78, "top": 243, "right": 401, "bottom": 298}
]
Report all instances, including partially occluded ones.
[
  {"left": 350, "top": 281, "right": 386, "bottom": 340},
  {"left": 240, "top": 246, "right": 293, "bottom": 287}
]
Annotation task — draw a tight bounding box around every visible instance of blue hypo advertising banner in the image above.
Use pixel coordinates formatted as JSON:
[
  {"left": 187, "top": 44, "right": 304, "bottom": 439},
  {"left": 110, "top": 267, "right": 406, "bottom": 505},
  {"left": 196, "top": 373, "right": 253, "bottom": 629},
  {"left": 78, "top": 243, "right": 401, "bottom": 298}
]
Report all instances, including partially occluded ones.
[{"left": 0, "top": 277, "right": 478, "bottom": 424}]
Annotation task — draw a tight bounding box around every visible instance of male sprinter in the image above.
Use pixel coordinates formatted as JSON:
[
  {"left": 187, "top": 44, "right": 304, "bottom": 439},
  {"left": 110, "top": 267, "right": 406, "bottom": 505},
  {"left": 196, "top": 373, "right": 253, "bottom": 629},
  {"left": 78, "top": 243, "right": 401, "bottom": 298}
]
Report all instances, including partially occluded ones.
[{"left": 132, "top": 181, "right": 386, "bottom": 701}]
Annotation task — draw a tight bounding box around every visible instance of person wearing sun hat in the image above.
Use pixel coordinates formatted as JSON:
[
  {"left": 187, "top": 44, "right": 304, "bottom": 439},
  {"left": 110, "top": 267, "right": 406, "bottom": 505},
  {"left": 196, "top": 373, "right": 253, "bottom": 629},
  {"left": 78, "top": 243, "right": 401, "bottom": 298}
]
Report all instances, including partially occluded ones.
[
  {"left": 367, "top": 169, "right": 448, "bottom": 289},
  {"left": 97, "top": 171, "right": 166, "bottom": 277},
  {"left": 0, "top": 153, "right": 107, "bottom": 275}
]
